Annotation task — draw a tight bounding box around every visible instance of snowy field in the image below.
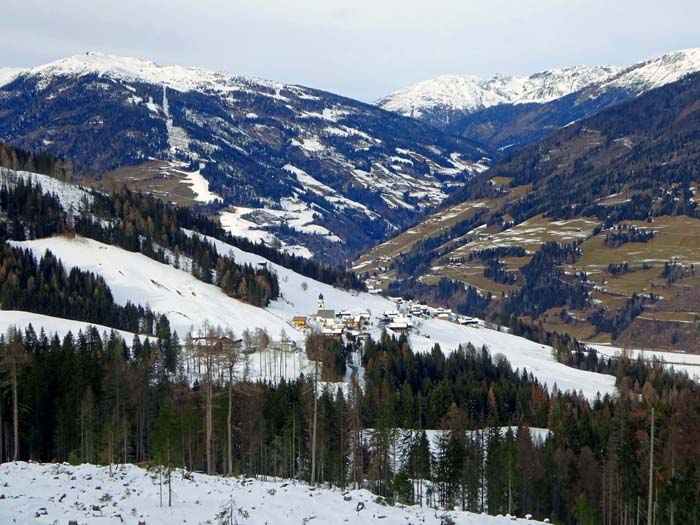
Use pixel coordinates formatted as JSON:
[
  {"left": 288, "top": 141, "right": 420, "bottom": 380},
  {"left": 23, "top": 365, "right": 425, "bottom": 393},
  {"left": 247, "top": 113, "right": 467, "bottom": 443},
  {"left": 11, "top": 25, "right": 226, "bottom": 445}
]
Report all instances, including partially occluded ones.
[
  {"left": 0, "top": 462, "right": 548, "bottom": 525},
  {"left": 11, "top": 236, "right": 302, "bottom": 343}
]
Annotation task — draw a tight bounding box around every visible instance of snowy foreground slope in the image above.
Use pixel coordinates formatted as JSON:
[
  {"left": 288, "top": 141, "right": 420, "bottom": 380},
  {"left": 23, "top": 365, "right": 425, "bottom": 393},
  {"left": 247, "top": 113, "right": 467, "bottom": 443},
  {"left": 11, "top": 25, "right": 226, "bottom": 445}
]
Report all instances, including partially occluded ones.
[
  {"left": 0, "top": 311, "right": 154, "bottom": 343},
  {"left": 0, "top": 462, "right": 548, "bottom": 525},
  {"left": 8, "top": 233, "right": 616, "bottom": 399},
  {"left": 10, "top": 236, "right": 302, "bottom": 344}
]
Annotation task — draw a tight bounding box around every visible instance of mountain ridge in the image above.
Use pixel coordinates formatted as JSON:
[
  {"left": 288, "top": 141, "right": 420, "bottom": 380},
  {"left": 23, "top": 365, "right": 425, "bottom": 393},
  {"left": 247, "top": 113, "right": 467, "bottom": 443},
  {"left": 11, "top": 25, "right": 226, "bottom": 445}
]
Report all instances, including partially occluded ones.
[
  {"left": 379, "top": 48, "right": 700, "bottom": 150},
  {"left": 377, "top": 64, "right": 620, "bottom": 127},
  {"left": 0, "top": 52, "right": 493, "bottom": 263}
]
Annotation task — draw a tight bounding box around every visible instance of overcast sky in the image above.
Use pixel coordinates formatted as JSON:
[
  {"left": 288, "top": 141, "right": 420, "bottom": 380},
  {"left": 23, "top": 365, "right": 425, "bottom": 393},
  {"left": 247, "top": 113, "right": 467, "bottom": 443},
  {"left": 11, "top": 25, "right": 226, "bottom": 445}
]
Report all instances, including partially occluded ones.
[{"left": 2, "top": 0, "right": 699, "bottom": 101}]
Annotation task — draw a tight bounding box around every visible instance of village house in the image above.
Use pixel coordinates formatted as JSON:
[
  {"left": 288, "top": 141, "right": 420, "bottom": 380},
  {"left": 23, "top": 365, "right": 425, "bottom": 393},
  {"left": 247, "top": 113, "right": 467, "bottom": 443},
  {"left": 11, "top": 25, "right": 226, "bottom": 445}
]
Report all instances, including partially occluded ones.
[
  {"left": 191, "top": 334, "right": 243, "bottom": 353},
  {"left": 291, "top": 316, "right": 307, "bottom": 330}
]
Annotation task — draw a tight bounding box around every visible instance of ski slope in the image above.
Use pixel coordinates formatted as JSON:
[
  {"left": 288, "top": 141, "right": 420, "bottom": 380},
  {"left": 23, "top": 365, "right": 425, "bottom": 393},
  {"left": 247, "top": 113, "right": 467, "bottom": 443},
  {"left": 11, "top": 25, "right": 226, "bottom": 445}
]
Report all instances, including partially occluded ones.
[{"left": 0, "top": 462, "right": 549, "bottom": 525}]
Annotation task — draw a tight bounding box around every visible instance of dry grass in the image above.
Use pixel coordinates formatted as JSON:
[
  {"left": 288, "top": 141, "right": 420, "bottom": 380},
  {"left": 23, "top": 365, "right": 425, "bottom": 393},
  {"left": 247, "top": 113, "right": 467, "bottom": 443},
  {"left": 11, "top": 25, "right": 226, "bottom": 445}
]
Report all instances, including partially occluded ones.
[
  {"left": 94, "top": 160, "right": 200, "bottom": 206},
  {"left": 446, "top": 215, "right": 599, "bottom": 259},
  {"left": 352, "top": 198, "right": 496, "bottom": 272}
]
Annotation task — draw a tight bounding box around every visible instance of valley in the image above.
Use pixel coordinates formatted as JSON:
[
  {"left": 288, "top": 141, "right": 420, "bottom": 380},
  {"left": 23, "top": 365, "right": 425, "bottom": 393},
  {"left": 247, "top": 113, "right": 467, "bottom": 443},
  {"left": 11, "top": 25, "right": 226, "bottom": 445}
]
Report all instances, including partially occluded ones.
[{"left": 1, "top": 37, "right": 700, "bottom": 524}]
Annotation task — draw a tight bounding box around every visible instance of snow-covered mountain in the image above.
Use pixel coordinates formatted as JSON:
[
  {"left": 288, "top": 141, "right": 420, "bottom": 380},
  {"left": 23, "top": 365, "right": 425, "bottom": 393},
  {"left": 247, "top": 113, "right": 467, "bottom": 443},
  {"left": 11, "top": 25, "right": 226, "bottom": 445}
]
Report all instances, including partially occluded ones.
[
  {"left": 588, "top": 48, "right": 700, "bottom": 96},
  {"left": 0, "top": 67, "right": 24, "bottom": 87},
  {"left": 0, "top": 52, "right": 492, "bottom": 262},
  {"left": 377, "top": 65, "right": 620, "bottom": 128},
  {"left": 379, "top": 48, "right": 700, "bottom": 150}
]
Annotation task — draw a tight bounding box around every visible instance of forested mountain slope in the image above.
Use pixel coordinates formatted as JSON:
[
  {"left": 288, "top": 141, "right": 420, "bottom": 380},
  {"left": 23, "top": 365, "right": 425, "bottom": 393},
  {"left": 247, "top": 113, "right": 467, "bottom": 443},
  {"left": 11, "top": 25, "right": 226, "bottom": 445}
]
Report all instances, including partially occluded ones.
[
  {"left": 0, "top": 53, "right": 493, "bottom": 262},
  {"left": 357, "top": 71, "right": 700, "bottom": 350}
]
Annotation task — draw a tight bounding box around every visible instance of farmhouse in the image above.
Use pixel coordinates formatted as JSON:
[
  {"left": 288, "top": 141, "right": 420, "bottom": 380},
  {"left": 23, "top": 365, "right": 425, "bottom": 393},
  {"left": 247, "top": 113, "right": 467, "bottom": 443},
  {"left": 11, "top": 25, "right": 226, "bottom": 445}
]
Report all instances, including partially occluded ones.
[{"left": 292, "top": 316, "right": 308, "bottom": 330}]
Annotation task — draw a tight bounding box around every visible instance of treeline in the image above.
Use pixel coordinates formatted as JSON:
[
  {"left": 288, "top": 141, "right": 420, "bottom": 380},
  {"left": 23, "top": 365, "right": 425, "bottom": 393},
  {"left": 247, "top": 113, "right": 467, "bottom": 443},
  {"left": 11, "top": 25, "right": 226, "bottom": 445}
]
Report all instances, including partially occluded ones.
[
  {"left": 662, "top": 261, "right": 695, "bottom": 284},
  {"left": 483, "top": 258, "right": 518, "bottom": 285},
  {"left": 0, "top": 176, "right": 67, "bottom": 240},
  {"left": 75, "top": 187, "right": 279, "bottom": 307},
  {"left": 3, "top": 327, "right": 700, "bottom": 523},
  {"left": 362, "top": 333, "right": 552, "bottom": 429},
  {"left": 469, "top": 246, "right": 528, "bottom": 261},
  {"left": 0, "top": 241, "right": 161, "bottom": 334},
  {"left": 0, "top": 143, "right": 72, "bottom": 181}
]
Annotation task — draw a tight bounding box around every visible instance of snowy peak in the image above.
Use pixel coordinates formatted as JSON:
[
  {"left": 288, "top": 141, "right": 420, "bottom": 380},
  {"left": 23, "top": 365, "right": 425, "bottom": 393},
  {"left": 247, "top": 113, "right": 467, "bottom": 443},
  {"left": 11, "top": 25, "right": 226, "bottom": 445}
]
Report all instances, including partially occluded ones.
[
  {"left": 378, "top": 48, "right": 700, "bottom": 147},
  {"left": 0, "top": 67, "right": 26, "bottom": 88},
  {"left": 377, "top": 65, "right": 620, "bottom": 123},
  {"left": 17, "top": 51, "right": 286, "bottom": 94},
  {"left": 589, "top": 47, "right": 700, "bottom": 97}
]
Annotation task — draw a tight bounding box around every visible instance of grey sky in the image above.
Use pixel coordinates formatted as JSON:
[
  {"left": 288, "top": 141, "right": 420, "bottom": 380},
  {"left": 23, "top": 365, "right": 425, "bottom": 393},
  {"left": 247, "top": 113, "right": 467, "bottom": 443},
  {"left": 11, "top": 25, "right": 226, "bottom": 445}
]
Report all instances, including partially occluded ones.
[{"left": 2, "top": 0, "right": 699, "bottom": 101}]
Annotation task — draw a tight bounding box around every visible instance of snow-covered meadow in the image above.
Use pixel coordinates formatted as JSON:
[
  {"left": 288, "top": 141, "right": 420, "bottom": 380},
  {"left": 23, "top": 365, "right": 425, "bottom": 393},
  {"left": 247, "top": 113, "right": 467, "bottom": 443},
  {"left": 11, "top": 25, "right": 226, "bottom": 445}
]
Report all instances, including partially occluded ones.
[{"left": 0, "top": 462, "right": 548, "bottom": 525}]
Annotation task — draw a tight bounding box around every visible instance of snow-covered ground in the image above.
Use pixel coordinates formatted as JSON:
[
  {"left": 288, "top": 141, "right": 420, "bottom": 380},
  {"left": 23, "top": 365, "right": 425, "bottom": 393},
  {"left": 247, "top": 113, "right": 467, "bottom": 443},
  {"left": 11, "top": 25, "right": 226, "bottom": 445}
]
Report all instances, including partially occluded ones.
[
  {"left": 0, "top": 310, "right": 154, "bottom": 343},
  {"left": 11, "top": 236, "right": 302, "bottom": 343},
  {"left": 0, "top": 66, "right": 25, "bottom": 87},
  {"left": 378, "top": 65, "right": 619, "bottom": 119},
  {"left": 587, "top": 343, "right": 700, "bottom": 379},
  {"left": 218, "top": 196, "right": 343, "bottom": 258},
  {"left": 0, "top": 462, "right": 549, "bottom": 525},
  {"left": 0, "top": 166, "right": 93, "bottom": 212}
]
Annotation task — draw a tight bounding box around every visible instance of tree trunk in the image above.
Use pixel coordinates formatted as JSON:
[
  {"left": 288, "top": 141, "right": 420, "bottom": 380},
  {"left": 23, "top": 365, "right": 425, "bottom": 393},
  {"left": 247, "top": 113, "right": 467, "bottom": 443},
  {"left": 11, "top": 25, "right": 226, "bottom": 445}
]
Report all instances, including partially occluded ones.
[
  {"left": 206, "top": 374, "right": 213, "bottom": 475},
  {"left": 12, "top": 360, "right": 19, "bottom": 461},
  {"left": 310, "top": 355, "right": 318, "bottom": 487},
  {"left": 0, "top": 396, "right": 3, "bottom": 463},
  {"left": 168, "top": 444, "right": 172, "bottom": 507},
  {"left": 648, "top": 408, "right": 654, "bottom": 525},
  {"left": 227, "top": 367, "right": 233, "bottom": 476}
]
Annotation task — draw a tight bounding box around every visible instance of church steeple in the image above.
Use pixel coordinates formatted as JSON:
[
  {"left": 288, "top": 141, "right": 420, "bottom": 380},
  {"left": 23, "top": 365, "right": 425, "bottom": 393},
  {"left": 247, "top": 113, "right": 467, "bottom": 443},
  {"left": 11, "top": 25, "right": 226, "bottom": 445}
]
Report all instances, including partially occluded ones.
[{"left": 317, "top": 293, "right": 325, "bottom": 310}]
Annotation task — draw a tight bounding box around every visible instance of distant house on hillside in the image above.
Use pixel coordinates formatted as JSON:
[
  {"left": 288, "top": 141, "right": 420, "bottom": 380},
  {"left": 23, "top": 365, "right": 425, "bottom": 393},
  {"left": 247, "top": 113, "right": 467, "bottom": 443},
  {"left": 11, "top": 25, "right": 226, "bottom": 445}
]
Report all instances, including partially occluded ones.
[
  {"left": 292, "top": 316, "right": 307, "bottom": 330},
  {"left": 191, "top": 335, "right": 243, "bottom": 353},
  {"left": 321, "top": 327, "right": 343, "bottom": 340}
]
